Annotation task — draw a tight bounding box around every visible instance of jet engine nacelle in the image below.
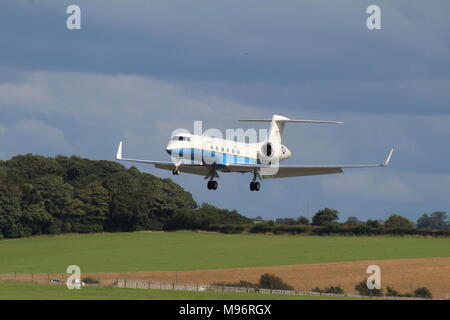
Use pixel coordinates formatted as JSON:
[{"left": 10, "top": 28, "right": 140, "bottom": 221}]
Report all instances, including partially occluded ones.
[{"left": 258, "top": 141, "right": 291, "bottom": 163}]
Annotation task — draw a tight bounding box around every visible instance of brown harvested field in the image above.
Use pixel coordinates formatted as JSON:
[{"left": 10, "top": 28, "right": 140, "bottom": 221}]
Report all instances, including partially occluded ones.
[
  {"left": 89, "top": 257, "right": 450, "bottom": 298},
  {"left": 7, "top": 257, "right": 449, "bottom": 298}
]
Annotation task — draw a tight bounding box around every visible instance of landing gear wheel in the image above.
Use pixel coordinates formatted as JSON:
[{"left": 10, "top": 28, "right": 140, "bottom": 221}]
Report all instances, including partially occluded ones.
[
  {"left": 207, "top": 180, "right": 218, "bottom": 190},
  {"left": 250, "top": 181, "right": 260, "bottom": 191},
  {"left": 172, "top": 168, "right": 180, "bottom": 175}
]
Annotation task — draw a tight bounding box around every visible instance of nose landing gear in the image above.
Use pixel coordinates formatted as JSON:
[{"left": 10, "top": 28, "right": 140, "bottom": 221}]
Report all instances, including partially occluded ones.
[
  {"left": 172, "top": 168, "right": 180, "bottom": 175},
  {"left": 207, "top": 180, "right": 218, "bottom": 190}
]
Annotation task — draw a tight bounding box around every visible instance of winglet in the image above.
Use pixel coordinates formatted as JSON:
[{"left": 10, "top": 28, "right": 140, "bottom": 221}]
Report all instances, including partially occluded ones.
[
  {"left": 383, "top": 148, "right": 394, "bottom": 166},
  {"left": 116, "top": 141, "right": 123, "bottom": 160}
]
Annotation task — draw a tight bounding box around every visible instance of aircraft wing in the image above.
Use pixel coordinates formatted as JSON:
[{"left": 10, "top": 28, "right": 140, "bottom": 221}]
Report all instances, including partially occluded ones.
[
  {"left": 223, "top": 148, "right": 394, "bottom": 179},
  {"left": 115, "top": 141, "right": 210, "bottom": 176}
]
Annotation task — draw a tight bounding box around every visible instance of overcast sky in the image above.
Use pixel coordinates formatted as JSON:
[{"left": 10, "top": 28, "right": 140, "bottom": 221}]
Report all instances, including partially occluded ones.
[{"left": 1, "top": 0, "right": 449, "bottom": 221}]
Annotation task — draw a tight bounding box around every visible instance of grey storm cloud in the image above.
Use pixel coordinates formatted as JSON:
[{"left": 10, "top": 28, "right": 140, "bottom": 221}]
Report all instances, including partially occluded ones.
[
  {"left": 1, "top": 0, "right": 449, "bottom": 116},
  {"left": 0, "top": 1, "right": 449, "bottom": 220}
]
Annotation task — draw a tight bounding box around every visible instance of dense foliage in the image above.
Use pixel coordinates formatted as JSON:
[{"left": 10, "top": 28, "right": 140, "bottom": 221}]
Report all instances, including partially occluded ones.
[
  {"left": 214, "top": 273, "right": 294, "bottom": 291},
  {"left": 0, "top": 154, "right": 250, "bottom": 239}
]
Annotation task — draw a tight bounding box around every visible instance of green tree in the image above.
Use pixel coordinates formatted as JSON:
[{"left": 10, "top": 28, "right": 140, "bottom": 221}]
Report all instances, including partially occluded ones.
[
  {"left": 384, "top": 214, "right": 415, "bottom": 229},
  {"left": 365, "top": 219, "right": 382, "bottom": 228},
  {"left": 258, "top": 274, "right": 294, "bottom": 291},
  {"left": 296, "top": 216, "right": 310, "bottom": 225},
  {"left": 0, "top": 173, "right": 24, "bottom": 238},
  {"left": 344, "top": 216, "right": 361, "bottom": 226},
  {"left": 312, "top": 208, "right": 339, "bottom": 226},
  {"left": 76, "top": 181, "right": 109, "bottom": 230},
  {"left": 417, "top": 212, "right": 448, "bottom": 230},
  {"left": 21, "top": 202, "right": 53, "bottom": 235}
]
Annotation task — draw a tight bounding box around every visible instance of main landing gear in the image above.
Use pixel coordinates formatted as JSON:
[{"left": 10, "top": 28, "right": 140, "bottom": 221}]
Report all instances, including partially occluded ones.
[
  {"left": 172, "top": 168, "right": 180, "bottom": 175},
  {"left": 249, "top": 181, "right": 260, "bottom": 191},
  {"left": 250, "top": 170, "right": 261, "bottom": 191},
  {"left": 207, "top": 180, "right": 218, "bottom": 190}
]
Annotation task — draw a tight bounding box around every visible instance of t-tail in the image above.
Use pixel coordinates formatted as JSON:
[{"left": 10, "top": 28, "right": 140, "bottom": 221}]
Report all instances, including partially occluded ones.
[{"left": 239, "top": 114, "right": 343, "bottom": 145}]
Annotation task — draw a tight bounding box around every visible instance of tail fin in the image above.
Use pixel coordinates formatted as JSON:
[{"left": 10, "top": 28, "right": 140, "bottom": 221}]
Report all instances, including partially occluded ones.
[{"left": 239, "top": 114, "right": 343, "bottom": 144}]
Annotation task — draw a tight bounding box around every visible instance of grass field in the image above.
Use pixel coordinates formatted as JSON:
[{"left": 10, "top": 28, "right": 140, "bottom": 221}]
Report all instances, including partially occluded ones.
[
  {"left": 0, "top": 231, "right": 449, "bottom": 273},
  {"left": 0, "top": 282, "right": 364, "bottom": 300}
]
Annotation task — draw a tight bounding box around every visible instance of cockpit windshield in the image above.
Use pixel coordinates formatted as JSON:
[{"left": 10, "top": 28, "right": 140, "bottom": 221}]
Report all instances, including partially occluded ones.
[{"left": 172, "top": 135, "right": 190, "bottom": 141}]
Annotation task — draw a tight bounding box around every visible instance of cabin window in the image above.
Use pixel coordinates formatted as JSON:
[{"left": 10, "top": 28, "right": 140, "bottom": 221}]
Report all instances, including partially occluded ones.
[
  {"left": 227, "top": 148, "right": 229, "bottom": 153},
  {"left": 216, "top": 146, "right": 219, "bottom": 151},
  {"left": 221, "top": 147, "right": 224, "bottom": 152},
  {"left": 232, "top": 149, "right": 235, "bottom": 154},
  {"left": 237, "top": 150, "right": 240, "bottom": 155}
]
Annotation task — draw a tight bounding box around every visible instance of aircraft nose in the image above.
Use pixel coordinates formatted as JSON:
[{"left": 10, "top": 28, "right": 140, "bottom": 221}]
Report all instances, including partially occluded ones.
[
  {"left": 281, "top": 146, "right": 291, "bottom": 159},
  {"left": 166, "top": 141, "right": 174, "bottom": 155},
  {"left": 286, "top": 148, "right": 292, "bottom": 158}
]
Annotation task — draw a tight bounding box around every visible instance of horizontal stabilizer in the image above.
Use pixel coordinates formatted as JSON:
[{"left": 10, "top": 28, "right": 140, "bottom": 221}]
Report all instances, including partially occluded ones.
[{"left": 239, "top": 119, "right": 343, "bottom": 124}]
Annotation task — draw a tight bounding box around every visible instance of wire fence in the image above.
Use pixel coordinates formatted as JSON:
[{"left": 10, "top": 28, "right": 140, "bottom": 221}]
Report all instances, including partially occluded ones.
[{"left": 0, "top": 273, "right": 440, "bottom": 300}]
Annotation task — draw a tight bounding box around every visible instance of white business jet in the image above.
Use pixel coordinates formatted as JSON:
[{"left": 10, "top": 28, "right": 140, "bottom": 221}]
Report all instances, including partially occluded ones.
[{"left": 116, "top": 114, "right": 394, "bottom": 191}]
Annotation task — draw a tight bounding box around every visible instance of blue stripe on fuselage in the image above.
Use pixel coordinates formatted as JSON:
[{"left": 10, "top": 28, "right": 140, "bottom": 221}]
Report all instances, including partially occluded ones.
[{"left": 166, "top": 148, "right": 257, "bottom": 165}]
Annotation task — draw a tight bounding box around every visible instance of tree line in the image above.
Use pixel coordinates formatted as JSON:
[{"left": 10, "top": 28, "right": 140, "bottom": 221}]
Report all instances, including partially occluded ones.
[
  {"left": 212, "top": 208, "right": 450, "bottom": 236},
  {"left": 274, "top": 208, "right": 449, "bottom": 230},
  {"left": 0, "top": 154, "right": 250, "bottom": 239}
]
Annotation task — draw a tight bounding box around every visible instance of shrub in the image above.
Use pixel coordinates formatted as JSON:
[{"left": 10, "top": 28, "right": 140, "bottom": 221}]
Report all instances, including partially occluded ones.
[
  {"left": 82, "top": 277, "right": 100, "bottom": 284},
  {"left": 312, "top": 285, "right": 345, "bottom": 294},
  {"left": 258, "top": 273, "right": 294, "bottom": 291},
  {"left": 386, "top": 286, "right": 402, "bottom": 297},
  {"left": 413, "top": 287, "right": 433, "bottom": 299},
  {"left": 355, "top": 280, "right": 383, "bottom": 297},
  {"left": 324, "top": 285, "right": 345, "bottom": 294}
]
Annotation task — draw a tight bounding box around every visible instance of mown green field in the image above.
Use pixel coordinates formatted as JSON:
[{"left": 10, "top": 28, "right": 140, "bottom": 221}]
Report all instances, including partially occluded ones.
[
  {"left": 0, "top": 282, "right": 365, "bottom": 300},
  {"left": 0, "top": 232, "right": 449, "bottom": 274}
]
